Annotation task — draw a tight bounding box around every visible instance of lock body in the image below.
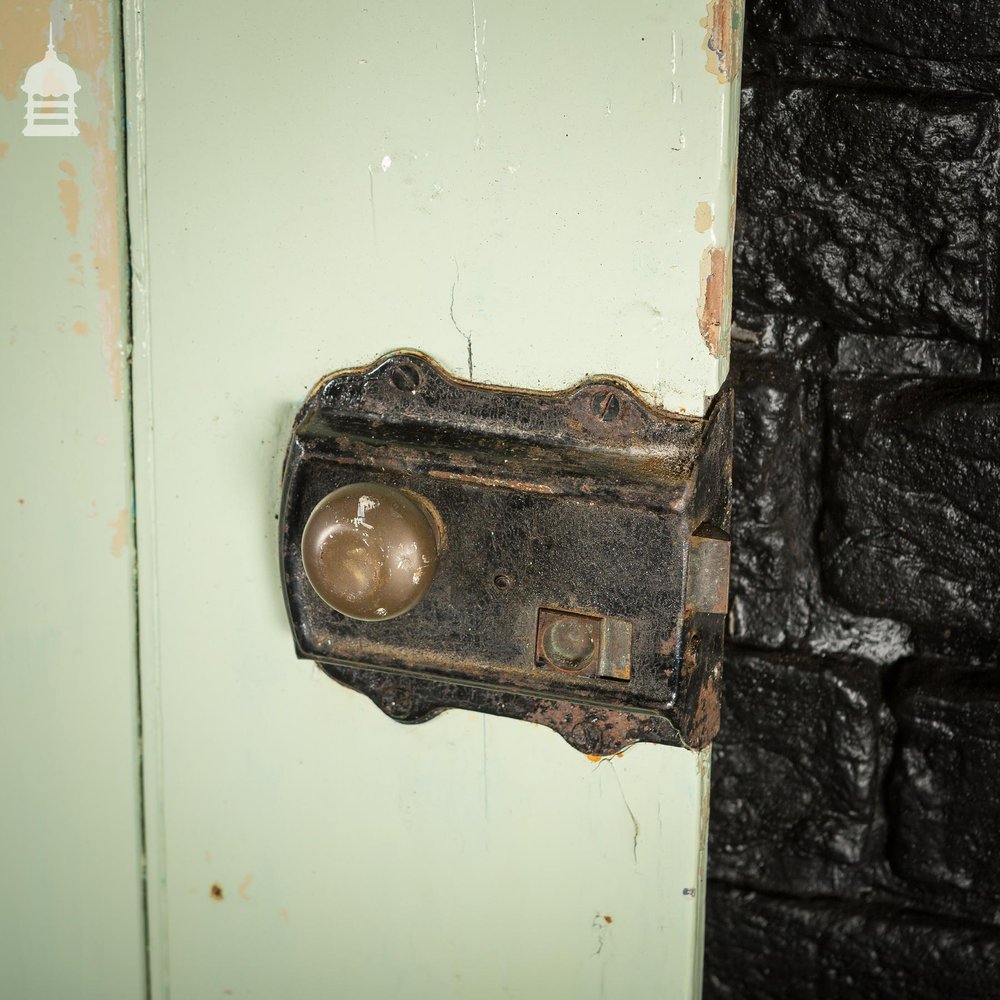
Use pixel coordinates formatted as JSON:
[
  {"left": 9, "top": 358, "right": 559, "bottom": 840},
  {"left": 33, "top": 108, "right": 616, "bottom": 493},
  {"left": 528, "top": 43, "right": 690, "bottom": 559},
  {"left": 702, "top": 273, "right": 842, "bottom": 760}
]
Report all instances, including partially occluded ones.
[{"left": 280, "top": 351, "right": 731, "bottom": 756}]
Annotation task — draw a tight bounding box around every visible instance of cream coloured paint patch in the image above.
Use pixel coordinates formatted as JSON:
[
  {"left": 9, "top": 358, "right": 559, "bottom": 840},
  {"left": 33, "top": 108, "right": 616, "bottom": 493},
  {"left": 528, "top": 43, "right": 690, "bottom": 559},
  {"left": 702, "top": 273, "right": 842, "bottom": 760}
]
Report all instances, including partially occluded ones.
[
  {"left": 694, "top": 200, "right": 714, "bottom": 233},
  {"left": 57, "top": 160, "right": 80, "bottom": 236},
  {"left": 108, "top": 507, "right": 128, "bottom": 558}
]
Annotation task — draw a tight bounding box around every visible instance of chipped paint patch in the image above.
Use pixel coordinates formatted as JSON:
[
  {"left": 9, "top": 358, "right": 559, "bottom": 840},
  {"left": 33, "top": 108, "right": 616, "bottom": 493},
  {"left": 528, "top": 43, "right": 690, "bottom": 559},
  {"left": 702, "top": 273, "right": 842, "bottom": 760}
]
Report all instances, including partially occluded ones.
[
  {"left": 4, "top": 5, "right": 128, "bottom": 399},
  {"left": 109, "top": 507, "right": 128, "bottom": 558},
  {"left": 0, "top": 142, "right": 9, "bottom": 161},
  {"left": 0, "top": 8, "right": 49, "bottom": 100},
  {"left": 694, "top": 201, "right": 714, "bottom": 233},
  {"left": 74, "top": 4, "right": 126, "bottom": 403},
  {"left": 697, "top": 246, "right": 728, "bottom": 357},
  {"left": 73, "top": 320, "right": 88, "bottom": 336},
  {"left": 701, "top": 0, "right": 742, "bottom": 84},
  {"left": 58, "top": 160, "right": 80, "bottom": 237}
]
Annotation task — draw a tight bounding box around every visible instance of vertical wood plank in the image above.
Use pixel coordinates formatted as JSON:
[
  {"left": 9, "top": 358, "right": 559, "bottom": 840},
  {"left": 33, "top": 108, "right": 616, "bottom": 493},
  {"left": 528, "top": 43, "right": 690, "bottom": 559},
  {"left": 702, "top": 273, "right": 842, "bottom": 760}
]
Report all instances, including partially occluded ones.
[
  {"left": 128, "top": 2, "right": 742, "bottom": 997},
  {"left": 0, "top": 4, "right": 146, "bottom": 998}
]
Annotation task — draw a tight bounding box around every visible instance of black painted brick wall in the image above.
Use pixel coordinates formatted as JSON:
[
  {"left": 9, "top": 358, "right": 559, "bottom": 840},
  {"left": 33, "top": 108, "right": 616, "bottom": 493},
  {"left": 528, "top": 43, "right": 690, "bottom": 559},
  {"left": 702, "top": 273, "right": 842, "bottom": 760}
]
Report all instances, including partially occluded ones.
[{"left": 706, "top": 2, "right": 1000, "bottom": 996}]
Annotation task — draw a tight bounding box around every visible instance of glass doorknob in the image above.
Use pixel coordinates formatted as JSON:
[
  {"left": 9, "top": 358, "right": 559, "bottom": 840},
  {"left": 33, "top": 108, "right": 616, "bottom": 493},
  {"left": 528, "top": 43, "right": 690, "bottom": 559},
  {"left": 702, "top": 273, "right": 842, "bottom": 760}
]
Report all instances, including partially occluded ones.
[{"left": 301, "top": 482, "right": 440, "bottom": 621}]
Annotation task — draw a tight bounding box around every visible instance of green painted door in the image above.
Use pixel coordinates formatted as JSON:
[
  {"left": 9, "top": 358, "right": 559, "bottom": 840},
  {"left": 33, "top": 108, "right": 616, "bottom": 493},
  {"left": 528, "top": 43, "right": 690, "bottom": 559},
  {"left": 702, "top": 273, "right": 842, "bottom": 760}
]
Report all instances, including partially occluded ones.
[
  {"left": 1, "top": 2, "right": 742, "bottom": 997},
  {"left": 0, "top": 5, "right": 144, "bottom": 999}
]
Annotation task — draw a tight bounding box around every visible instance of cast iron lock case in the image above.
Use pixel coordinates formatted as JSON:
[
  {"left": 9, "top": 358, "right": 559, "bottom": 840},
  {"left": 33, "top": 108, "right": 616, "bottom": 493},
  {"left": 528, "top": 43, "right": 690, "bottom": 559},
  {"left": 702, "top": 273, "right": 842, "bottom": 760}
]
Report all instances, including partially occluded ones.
[{"left": 280, "top": 351, "right": 731, "bottom": 756}]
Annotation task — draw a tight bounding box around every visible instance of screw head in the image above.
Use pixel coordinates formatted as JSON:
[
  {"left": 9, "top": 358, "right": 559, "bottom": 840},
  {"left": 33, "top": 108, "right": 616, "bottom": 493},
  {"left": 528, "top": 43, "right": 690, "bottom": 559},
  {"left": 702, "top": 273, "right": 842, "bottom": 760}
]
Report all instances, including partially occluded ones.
[
  {"left": 571, "top": 720, "right": 603, "bottom": 750},
  {"left": 383, "top": 681, "right": 417, "bottom": 719},
  {"left": 590, "top": 389, "right": 623, "bottom": 422},
  {"left": 388, "top": 363, "right": 422, "bottom": 392}
]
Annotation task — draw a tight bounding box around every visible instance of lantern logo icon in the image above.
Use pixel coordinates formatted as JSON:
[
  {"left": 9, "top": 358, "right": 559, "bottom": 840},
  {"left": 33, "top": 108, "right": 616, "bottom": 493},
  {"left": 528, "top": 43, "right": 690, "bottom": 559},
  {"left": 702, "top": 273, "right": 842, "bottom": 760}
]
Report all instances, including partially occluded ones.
[{"left": 21, "top": 23, "right": 80, "bottom": 137}]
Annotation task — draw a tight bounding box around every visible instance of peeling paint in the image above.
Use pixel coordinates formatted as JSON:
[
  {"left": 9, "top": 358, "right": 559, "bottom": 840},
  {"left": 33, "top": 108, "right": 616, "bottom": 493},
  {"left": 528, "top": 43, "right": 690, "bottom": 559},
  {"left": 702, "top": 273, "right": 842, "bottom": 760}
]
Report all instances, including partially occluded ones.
[
  {"left": 58, "top": 160, "right": 80, "bottom": 237},
  {"left": 694, "top": 201, "right": 714, "bottom": 234},
  {"left": 0, "top": 8, "right": 48, "bottom": 100},
  {"left": 67, "top": 251, "right": 85, "bottom": 285},
  {"left": 73, "top": 5, "right": 126, "bottom": 402},
  {"left": 109, "top": 507, "right": 128, "bottom": 558},
  {"left": 2, "top": 7, "right": 85, "bottom": 99},
  {"left": 701, "top": 0, "right": 742, "bottom": 84},
  {"left": 697, "top": 246, "right": 728, "bottom": 357},
  {"left": 0, "top": 4, "right": 128, "bottom": 396}
]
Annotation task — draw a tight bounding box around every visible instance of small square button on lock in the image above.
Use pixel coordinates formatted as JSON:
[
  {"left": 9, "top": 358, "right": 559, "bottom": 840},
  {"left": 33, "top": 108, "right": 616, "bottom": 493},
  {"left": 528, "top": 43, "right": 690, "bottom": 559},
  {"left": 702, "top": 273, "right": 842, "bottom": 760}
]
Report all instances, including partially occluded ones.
[{"left": 535, "top": 608, "right": 632, "bottom": 681}]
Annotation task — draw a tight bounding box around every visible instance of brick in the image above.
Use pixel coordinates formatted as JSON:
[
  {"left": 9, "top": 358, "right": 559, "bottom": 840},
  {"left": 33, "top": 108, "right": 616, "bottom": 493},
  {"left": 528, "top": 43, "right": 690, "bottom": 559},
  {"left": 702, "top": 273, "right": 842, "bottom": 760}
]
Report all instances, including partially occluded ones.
[
  {"left": 728, "top": 352, "right": 911, "bottom": 662},
  {"left": 705, "top": 886, "right": 1000, "bottom": 1000},
  {"left": 888, "top": 661, "right": 1000, "bottom": 911},
  {"left": 746, "top": 0, "right": 1000, "bottom": 65},
  {"left": 822, "top": 378, "right": 1000, "bottom": 636},
  {"left": 727, "top": 353, "right": 820, "bottom": 649},
  {"left": 735, "top": 85, "right": 998, "bottom": 341},
  {"left": 711, "top": 649, "right": 892, "bottom": 894},
  {"left": 835, "top": 333, "right": 982, "bottom": 377}
]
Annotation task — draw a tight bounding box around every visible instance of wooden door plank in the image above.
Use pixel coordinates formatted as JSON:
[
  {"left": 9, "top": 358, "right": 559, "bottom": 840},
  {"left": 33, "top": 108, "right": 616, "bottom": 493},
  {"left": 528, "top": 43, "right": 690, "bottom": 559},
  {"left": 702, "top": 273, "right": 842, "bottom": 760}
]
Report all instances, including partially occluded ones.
[
  {"left": 126, "top": 2, "right": 742, "bottom": 997},
  {"left": 0, "top": 5, "right": 146, "bottom": 998}
]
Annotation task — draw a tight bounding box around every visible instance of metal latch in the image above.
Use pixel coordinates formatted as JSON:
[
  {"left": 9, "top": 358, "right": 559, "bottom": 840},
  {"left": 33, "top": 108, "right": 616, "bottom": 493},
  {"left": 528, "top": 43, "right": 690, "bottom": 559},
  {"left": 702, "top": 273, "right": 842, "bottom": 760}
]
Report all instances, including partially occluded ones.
[{"left": 279, "top": 352, "right": 731, "bottom": 755}]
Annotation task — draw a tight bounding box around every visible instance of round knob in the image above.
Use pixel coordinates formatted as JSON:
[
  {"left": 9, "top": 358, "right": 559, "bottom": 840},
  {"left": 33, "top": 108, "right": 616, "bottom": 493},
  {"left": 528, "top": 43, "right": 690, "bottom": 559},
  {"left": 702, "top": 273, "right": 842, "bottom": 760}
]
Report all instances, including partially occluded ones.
[{"left": 301, "top": 483, "right": 440, "bottom": 621}]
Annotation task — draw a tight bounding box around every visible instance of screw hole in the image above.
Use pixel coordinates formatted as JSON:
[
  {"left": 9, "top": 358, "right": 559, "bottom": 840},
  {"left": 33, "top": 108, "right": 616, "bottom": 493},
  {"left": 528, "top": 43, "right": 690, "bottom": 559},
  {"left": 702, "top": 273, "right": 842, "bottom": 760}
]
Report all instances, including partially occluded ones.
[
  {"left": 388, "top": 363, "right": 422, "bottom": 392},
  {"left": 493, "top": 572, "right": 514, "bottom": 592}
]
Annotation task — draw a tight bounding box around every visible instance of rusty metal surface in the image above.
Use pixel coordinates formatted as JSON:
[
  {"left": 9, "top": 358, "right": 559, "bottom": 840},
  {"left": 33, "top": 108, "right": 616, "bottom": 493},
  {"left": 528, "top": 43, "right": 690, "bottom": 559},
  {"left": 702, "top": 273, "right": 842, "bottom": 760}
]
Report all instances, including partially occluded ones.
[{"left": 279, "top": 352, "right": 732, "bottom": 753}]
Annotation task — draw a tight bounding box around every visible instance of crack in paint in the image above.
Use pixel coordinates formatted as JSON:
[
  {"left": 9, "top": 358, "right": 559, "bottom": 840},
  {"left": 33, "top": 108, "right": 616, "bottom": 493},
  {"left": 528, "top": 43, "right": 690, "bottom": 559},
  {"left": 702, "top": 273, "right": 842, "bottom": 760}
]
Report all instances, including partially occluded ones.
[
  {"left": 611, "top": 761, "right": 640, "bottom": 864},
  {"left": 449, "top": 260, "right": 474, "bottom": 379}
]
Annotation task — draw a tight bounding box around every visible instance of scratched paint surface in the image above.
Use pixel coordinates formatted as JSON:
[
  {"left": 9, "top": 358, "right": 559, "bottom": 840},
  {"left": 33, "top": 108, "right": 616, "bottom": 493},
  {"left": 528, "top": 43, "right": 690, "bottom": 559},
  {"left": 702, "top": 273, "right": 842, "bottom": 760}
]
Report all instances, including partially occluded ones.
[
  {"left": 128, "top": 1, "right": 741, "bottom": 998},
  {"left": 0, "top": 3, "right": 145, "bottom": 998},
  {"left": 130, "top": 0, "right": 741, "bottom": 419}
]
